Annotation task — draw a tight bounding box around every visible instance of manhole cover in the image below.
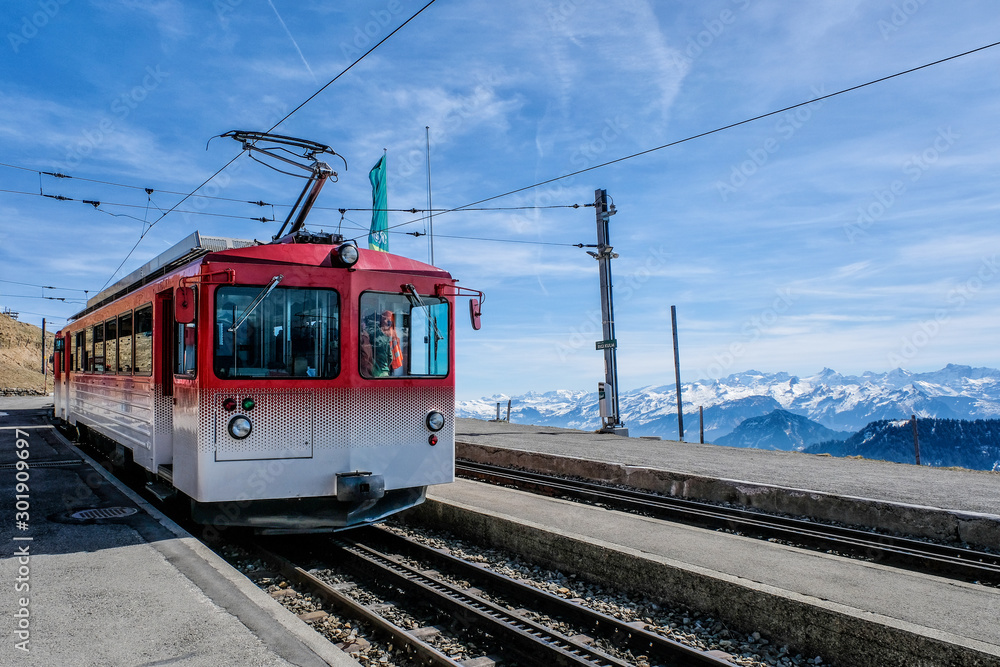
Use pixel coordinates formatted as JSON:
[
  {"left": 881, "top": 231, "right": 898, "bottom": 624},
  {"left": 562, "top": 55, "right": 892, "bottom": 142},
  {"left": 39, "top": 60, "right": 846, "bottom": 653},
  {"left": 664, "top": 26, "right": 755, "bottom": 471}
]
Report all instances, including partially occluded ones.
[{"left": 69, "top": 507, "right": 138, "bottom": 520}]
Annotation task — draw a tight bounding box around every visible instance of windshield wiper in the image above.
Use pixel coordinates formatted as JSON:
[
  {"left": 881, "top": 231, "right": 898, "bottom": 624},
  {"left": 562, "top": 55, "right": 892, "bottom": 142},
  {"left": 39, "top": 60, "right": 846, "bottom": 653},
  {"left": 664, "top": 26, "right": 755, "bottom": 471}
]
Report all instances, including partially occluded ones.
[
  {"left": 402, "top": 283, "right": 444, "bottom": 342},
  {"left": 231, "top": 275, "right": 283, "bottom": 332}
]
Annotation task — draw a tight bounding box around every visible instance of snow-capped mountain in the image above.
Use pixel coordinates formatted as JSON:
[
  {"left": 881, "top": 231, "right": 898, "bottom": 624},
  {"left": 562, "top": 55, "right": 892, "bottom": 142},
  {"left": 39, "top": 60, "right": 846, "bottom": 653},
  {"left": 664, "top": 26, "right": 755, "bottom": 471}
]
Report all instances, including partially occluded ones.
[
  {"left": 715, "top": 410, "right": 853, "bottom": 451},
  {"left": 457, "top": 365, "right": 1000, "bottom": 442}
]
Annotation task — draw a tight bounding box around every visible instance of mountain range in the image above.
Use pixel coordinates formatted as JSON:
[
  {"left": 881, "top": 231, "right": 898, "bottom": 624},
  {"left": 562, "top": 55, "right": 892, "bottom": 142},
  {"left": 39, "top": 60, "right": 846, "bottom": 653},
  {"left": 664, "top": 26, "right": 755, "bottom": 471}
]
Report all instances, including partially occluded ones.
[
  {"left": 457, "top": 364, "right": 1000, "bottom": 451},
  {"left": 804, "top": 418, "right": 1000, "bottom": 471}
]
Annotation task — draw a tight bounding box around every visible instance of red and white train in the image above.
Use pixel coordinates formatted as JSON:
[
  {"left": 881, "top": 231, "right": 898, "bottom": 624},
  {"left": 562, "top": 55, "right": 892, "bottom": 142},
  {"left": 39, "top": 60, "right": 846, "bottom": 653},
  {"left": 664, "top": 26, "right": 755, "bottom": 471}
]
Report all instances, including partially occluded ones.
[{"left": 52, "top": 227, "right": 481, "bottom": 532}]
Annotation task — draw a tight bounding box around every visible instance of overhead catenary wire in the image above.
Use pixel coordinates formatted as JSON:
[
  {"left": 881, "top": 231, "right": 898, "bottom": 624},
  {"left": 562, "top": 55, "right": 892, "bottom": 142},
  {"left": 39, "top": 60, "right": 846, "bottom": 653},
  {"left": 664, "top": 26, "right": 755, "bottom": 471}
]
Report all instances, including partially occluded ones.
[
  {"left": 92, "top": 0, "right": 439, "bottom": 290},
  {"left": 0, "top": 278, "right": 89, "bottom": 293},
  {"left": 336, "top": 214, "right": 584, "bottom": 248},
  {"left": 1, "top": 162, "right": 586, "bottom": 215},
  {"left": 0, "top": 294, "right": 86, "bottom": 303},
  {"left": 261, "top": 0, "right": 439, "bottom": 136},
  {"left": 6, "top": 34, "right": 995, "bottom": 289},
  {"left": 383, "top": 39, "right": 1000, "bottom": 227},
  {"left": 0, "top": 309, "right": 68, "bottom": 321},
  {"left": 0, "top": 187, "right": 276, "bottom": 224}
]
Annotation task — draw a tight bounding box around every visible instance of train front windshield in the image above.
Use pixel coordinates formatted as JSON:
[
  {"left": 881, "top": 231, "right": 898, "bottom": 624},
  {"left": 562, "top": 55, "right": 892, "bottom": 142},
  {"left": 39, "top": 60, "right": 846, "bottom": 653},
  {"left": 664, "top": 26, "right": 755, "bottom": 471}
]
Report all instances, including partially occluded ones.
[
  {"left": 214, "top": 286, "right": 339, "bottom": 378},
  {"left": 359, "top": 291, "right": 449, "bottom": 378}
]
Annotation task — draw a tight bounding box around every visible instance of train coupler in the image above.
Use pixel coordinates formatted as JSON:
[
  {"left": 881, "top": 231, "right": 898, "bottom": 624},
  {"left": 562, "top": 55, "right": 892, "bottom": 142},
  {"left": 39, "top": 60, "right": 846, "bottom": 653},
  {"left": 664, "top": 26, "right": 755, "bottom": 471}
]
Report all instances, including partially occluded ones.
[{"left": 336, "top": 472, "right": 385, "bottom": 501}]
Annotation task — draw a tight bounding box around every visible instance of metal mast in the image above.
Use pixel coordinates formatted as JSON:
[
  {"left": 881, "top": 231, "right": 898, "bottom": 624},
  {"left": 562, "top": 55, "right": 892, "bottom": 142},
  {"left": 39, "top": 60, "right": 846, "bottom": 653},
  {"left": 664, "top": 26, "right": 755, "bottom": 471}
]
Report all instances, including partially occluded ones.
[{"left": 590, "top": 189, "right": 626, "bottom": 435}]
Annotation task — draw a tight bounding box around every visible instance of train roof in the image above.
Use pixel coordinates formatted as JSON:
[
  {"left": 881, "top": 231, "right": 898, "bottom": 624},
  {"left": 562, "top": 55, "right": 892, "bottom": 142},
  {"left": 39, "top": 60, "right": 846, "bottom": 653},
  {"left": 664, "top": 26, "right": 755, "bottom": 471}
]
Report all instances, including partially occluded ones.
[
  {"left": 69, "top": 230, "right": 452, "bottom": 322},
  {"left": 69, "top": 232, "right": 257, "bottom": 321}
]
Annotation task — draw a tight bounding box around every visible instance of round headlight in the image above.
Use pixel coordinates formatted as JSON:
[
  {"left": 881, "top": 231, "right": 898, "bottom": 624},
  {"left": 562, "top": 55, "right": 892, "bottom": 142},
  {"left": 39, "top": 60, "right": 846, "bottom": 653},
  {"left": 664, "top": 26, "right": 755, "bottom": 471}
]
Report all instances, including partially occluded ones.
[
  {"left": 228, "top": 415, "right": 252, "bottom": 439},
  {"left": 426, "top": 411, "right": 445, "bottom": 432},
  {"left": 337, "top": 244, "right": 359, "bottom": 267}
]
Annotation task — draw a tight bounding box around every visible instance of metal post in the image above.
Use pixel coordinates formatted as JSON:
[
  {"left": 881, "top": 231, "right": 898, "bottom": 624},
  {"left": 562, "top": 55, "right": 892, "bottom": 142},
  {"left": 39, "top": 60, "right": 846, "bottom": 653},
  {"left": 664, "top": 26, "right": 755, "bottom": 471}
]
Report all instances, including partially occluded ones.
[
  {"left": 699, "top": 406, "right": 704, "bottom": 444},
  {"left": 592, "top": 189, "right": 625, "bottom": 435},
  {"left": 911, "top": 414, "right": 921, "bottom": 465},
  {"left": 671, "top": 305, "right": 683, "bottom": 441},
  {"left": 41, "top": 318, "right": 46, "bottom": 383},
  {"left": 506, "top": 399, "right": 511, "bottom": 423},
  {"left": 495, "top": 403, "right": 501, "bottom": 422}
]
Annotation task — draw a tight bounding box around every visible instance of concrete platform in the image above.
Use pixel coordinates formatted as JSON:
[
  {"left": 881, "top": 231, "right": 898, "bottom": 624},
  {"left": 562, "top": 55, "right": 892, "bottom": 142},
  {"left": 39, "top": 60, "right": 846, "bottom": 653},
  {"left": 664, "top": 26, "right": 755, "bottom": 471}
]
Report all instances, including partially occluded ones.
[
  {"left": 396, "top": 419, "right": 1000, "bottom": 667},
  {"left": 454, "top": 418, "right": 1000, "bottom": 548},
  {"left": 0, "top": 396, "right": 354, "bottom": 667}
]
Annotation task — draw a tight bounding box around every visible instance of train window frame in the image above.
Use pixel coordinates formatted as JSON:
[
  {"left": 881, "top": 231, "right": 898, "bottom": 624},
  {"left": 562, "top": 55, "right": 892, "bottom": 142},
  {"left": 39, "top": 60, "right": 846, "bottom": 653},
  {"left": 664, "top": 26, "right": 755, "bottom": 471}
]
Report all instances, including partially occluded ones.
[
  {"left": 175, "top": 321, "right": 197, "bottom": 377},
  {"left": 104, "top": 316, "right": 118, "bottom": 375},
  {"left": 93, "top": 321, "right": 106, "bottom": 373},
  {"left": 213, "top": 285, "right": 341, "bottom": 380},
  {"left": 118, "top": 310, "right": 133, "bottom": 374},
  {"left": 133, "top": 303, "right": 154, "bottom": 376},
  {"left": 358, "top": 290, "right": 450, "bottom": 379},
  {"left": 85, "top": 326, "right": 95, "bottom": 373},
  {"left": 74, "top": 330, "right": 86, "bottom": 372}
]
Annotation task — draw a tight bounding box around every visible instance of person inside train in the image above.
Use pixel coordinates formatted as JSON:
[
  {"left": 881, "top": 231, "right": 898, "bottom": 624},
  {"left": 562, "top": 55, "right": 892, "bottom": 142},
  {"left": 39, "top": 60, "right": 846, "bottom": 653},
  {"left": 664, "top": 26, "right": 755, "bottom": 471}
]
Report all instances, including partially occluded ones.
[
  {"left": 382, "top": 310, "right": 404, "bottom": 376},
  {"left": 360, "top": 309, "right": 402, "bottom": 377}
]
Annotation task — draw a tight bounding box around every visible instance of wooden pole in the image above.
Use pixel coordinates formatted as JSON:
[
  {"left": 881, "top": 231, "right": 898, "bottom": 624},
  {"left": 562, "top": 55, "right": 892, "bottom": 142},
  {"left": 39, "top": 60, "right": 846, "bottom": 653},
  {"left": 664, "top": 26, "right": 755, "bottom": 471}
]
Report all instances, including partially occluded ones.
[
  {"left": 699, "top": 406, "right": 704, "bottom": 444},
  {"left": 911, "top": 414, "right": 921, "bottom": 465}
]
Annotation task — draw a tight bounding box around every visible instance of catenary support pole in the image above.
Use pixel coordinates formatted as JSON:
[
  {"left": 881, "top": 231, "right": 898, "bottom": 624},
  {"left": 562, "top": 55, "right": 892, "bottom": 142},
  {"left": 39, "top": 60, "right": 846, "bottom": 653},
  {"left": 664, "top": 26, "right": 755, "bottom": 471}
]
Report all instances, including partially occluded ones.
[
  {"left": 671, "top": 305, "right": 683, "bottom": 441},
  {"left": 911, "top": 414, "right": 921, "bottom": 465},
  {"left": 593, "top": 189, "right": 625, "bottom": 435}
]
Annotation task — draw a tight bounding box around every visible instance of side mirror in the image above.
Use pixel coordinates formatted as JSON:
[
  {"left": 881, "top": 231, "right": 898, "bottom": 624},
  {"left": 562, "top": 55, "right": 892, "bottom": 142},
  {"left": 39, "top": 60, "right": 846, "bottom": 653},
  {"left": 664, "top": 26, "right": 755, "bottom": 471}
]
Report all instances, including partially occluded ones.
[
  {"left": 469, "top": 298, "right": 481, "bottom": 331},
  {"left": 175, "top": 286, "right": 196, "bottom": 324}
]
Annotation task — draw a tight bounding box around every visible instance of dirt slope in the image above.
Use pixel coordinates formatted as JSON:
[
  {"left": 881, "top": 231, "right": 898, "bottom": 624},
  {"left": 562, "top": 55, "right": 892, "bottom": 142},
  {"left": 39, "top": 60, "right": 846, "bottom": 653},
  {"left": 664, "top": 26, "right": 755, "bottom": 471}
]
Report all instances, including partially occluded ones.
[{"left": 0, "top": 313, "right": 56, "bottom": 393}]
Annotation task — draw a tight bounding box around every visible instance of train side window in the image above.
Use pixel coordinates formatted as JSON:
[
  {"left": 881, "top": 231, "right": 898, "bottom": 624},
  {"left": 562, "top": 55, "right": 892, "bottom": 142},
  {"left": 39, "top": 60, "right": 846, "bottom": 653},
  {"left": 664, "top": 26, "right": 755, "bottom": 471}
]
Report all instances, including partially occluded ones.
[
  {"left": 175, "top": 322, "right": 197, "bottom": 376},
  {"left": 85, "top": 326, "right": 94, "bottom": 372},
  {"left": 118, "top": 311, "right": 133, "bottom": 374},
  {"left": 93, "top": 321, "right": 106, "bottom": 373},
  {"left": 105, "top": 317, "right": 117, "bottom": 375},
  {"left": 134, "top": 304, "right": 153, "bottom": 376},
  {"left": 75, "top": 331, "right": 86, "bottom": 372}
]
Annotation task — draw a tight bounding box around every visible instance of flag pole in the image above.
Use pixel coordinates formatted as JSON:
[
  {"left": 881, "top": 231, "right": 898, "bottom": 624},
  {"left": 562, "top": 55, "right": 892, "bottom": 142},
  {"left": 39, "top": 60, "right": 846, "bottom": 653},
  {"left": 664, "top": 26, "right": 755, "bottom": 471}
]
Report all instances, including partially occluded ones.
[{"left": 425, "top": 126, "right": 435, "bottom": 266}]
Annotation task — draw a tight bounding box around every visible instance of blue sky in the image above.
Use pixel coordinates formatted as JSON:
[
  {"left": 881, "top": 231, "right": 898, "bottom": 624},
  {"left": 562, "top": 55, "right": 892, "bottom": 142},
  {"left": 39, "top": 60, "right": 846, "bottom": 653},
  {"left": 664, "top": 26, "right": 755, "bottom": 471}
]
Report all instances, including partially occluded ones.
[{"left": 1, "top": 1, "right": 998, "bottom": 401}]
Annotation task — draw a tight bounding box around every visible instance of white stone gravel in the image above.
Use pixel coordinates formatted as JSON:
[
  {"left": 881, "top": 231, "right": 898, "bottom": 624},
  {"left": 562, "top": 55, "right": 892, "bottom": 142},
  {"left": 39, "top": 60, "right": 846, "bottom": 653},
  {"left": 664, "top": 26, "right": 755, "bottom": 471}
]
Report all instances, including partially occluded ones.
[
  {"left": 385, "top": 522, "right": 831, "bottom": 667},
  {"left": 216, "top": 529, "right": 832, "bottom": 667}
]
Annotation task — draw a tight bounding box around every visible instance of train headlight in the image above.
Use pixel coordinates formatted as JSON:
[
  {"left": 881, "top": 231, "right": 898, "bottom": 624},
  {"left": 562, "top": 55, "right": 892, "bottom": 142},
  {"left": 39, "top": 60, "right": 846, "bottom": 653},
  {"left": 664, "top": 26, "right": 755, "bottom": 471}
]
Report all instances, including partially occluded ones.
[
  {"left": 228, "top": 415, "right": 252, "bottom": 440},
  {"left": 426, "top": 411, "right": 445, "bottom": 432},
  {"left": 334, "top": 243, "right": 359, "bottom": 267}
]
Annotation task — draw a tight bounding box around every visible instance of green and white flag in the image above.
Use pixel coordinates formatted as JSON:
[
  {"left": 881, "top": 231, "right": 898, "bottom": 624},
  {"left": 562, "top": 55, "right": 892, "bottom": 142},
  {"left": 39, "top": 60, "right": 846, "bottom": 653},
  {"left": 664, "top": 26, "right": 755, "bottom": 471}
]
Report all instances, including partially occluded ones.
[{"left": 368, "top": 154, "right": 388, "bottom": 252}]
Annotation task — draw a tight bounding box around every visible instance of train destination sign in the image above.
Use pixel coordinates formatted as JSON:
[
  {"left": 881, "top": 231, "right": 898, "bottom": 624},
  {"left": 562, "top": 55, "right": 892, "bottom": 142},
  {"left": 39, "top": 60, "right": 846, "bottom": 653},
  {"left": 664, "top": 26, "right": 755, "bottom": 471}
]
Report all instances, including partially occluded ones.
[{"left": 595, "top": 339, "right": 617, "bottom": 350}]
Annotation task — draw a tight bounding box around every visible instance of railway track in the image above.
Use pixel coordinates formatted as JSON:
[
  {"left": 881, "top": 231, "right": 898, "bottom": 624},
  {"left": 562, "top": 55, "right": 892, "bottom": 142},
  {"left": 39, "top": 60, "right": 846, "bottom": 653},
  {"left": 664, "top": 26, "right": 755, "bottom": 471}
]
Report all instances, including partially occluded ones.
[
  {"left": 252, "top": 528, "right": 735, "bottom": 667},
  {"left": 455, "top": 460, "right": 1000, "bottom": 586}
]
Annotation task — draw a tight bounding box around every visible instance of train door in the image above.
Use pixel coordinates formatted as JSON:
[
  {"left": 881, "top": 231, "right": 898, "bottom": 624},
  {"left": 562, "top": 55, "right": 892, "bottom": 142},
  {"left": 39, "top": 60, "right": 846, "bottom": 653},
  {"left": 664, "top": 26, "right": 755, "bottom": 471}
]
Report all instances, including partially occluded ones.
[
  {"left": 145, "top": 291, "right": 175, "bottom": 474},
  {"left": 53, "top": 334, "right": 67, "bottom": 420}
]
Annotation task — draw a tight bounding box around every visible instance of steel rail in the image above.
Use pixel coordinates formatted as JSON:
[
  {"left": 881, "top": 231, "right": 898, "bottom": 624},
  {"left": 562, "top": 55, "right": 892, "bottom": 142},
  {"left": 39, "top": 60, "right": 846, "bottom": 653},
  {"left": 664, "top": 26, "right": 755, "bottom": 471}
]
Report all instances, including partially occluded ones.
[
  {"left": 330, "top": 535, "right": 634, "bottom": 667},
  {"left": 456, "top": 460, "right": 1000, "bottom": 585},
  {"left": 364, "top": 526, "right": 736, "bottom": 667},
  {"left": 251, "top": 544, "right": 464, "bottom": 667}
]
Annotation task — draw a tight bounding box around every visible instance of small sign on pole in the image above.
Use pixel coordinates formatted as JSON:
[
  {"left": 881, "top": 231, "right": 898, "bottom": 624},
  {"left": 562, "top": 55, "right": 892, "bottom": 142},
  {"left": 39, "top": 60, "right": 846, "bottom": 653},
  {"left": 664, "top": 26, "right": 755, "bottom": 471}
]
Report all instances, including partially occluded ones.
[{"left": 595, "top": 339, "right": 617, "bottom": 350}]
